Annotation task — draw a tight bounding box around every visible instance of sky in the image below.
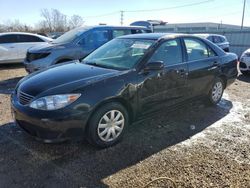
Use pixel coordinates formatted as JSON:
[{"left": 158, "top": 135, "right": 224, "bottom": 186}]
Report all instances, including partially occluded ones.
[{"left": 0, "top": 0, "right": 249, "bottom": 27}]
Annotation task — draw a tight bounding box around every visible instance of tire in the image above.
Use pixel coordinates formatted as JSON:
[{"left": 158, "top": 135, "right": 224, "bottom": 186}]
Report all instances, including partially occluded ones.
[
  {"left": 86, "top": 102, "right": 129, "bottom": 148},
  {"left": 206, "top": 78, "right": 224, "bottom": 105}
]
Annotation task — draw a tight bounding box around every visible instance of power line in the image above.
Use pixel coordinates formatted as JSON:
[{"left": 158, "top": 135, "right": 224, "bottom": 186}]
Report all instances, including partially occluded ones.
[
  {"left": 84, "top": 11, "right": 119, "bottom": 19},
  {"left": 82, "top": 0, "right": 214, "bottom": 21},
  {"left": 124, "top": 0, "right": 214, "bottom": 13}
]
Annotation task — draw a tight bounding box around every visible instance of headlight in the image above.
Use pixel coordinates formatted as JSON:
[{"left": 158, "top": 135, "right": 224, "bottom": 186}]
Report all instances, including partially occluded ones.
[
  {"left": 29, "top": 94, "right": 81, "bottom": 110},
  {"left": 242, "top": 51, "right": 250, "bottom": 57}
]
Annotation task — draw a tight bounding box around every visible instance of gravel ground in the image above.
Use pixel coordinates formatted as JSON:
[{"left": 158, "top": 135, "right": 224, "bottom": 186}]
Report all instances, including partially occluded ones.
[{"left": 0, "top": 64, "right": 249, "bottom": 188}]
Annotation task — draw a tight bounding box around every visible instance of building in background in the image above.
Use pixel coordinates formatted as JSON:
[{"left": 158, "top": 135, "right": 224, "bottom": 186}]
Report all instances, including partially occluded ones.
[
  {"left": 154, "top": 22, "right": 250, "bottom": 57},
  {"left": 154, "top": 22, "right": 250, "bottom": 33}
]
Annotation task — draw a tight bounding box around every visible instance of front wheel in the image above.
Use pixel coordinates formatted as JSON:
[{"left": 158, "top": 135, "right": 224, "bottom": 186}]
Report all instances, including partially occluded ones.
[
  {"left": 86, "top": 102, "right": 129, "bottom": 148},
  {"left": 207, "top": 78, "right": 224, "bottom": 105}
]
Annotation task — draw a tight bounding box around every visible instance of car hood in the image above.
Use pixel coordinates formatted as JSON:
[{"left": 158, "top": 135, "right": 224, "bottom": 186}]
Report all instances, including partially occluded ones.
[
  {"left": 18, "top": 62, "right": 120, "bottom": 97},
  {"left": 28, "top": 42, "right": 69, "bottom": 53}
]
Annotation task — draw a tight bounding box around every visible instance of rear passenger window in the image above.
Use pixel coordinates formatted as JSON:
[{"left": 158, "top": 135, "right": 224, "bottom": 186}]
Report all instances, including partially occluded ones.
[
  {"left": 18, "top": 35, "right": 44, "bottom": 42},
  {"left": 184, "top": 38, "right": 209, "bottom": 61},
  {"left": 112, "top": 29, "right": 131, "bottom": 38},
  {"left": 80, "top": 29, "right": 109, "bottom": 51},
  {"left": 0, "top": 35, "right": 18, "bottom": 43},
  {"left": 149, "top": 39, "right": 183, "bottom": 66},
  {"left": 213, "top": 36, "right": 221, "bottom": 43}
]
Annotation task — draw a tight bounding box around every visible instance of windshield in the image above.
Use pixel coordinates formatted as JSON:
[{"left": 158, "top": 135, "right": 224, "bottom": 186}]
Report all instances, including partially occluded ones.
[
  {"left": 52, "top": 27, "right": 90, "bottom": 44},
  {"left": 83, "top": 38, "right": 155, "bottom": 70}
]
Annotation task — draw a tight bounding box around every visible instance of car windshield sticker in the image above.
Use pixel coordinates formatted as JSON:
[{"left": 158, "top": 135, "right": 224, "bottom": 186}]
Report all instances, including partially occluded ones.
[{"left": 131, "top": 42, "right": 151, "bottom": 49}]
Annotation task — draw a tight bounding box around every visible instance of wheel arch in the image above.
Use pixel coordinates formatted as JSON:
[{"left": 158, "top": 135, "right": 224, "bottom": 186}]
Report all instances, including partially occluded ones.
[
  {"left": 218, "top": 74, "right": 227, "bottom": 88},
  {"left": 85, "top": 97, "right": 135, "bottom": 132}
]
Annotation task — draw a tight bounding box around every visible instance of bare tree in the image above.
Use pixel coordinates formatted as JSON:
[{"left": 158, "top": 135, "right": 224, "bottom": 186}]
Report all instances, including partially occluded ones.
[
  {"left": 40, "top": 9, "right": 53, "bottom": 32},
  {"left": 1, "top": 19, "right": 32, "bottom": 32},
  {"left": 69, "top": 15, "right": 84, "bottom": 29},
  {"left": 0, "top": 9, "right": 84, "bottom": 33},
  {"left": 40, "top": 8, "right": 68, "bottom": 32}
]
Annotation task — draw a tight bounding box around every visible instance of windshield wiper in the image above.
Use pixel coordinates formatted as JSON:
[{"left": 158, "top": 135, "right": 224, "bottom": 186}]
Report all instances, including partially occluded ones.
[{"left": 85, "top": 62, "right": 112, "bottom": 69}]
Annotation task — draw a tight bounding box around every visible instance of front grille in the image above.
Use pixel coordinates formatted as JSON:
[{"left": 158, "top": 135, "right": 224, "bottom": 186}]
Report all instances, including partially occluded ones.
[
  {"left": 26, "top": 52, "right": 50, "bottom": 62},
  {"left": 18, "top": 91, "right": 34, "bottom": 105},
  {"left": 240, "top": 62, "right": 247, "bottom": 68}
]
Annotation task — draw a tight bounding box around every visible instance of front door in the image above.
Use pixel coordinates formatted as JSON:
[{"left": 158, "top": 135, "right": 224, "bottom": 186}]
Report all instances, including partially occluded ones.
[{"left": 138, "top": 38, "right": 188, "bottom": 115}]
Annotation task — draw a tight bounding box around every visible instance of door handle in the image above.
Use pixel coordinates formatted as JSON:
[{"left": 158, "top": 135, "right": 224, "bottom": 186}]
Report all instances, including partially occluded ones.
[{"left": 208, "top": 62, "right": 219, "bottom": 71}]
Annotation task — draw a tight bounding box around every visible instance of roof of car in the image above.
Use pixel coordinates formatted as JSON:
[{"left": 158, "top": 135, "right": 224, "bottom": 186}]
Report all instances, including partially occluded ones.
[
  {"left": 194, "top": 33, "right": 226, "bottom": 38},
  {"left": 77, "top": 25, "right": 151, "bottom": 30},
  {"left": 118, "top": 33, "right": 189, "bottom": 40},
  {"left": 0, "top": 32, "right": 53, "bottom": 41},
  {"left": 0, "top": 32, "right": 42, "bottom": 36}
]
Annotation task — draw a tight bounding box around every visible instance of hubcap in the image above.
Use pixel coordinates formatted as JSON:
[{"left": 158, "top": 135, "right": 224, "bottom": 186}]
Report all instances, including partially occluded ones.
[
  {"left": 97, "top": 110, "right": 125, "bottom": 142},
  {"left": 212, "top": 81, "right": 223, "bottom": 102}
]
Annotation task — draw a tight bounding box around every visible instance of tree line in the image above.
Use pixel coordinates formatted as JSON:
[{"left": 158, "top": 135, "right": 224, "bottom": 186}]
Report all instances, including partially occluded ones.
[{"left": 0, "top": 8, "right": 84, "bottom": 34}]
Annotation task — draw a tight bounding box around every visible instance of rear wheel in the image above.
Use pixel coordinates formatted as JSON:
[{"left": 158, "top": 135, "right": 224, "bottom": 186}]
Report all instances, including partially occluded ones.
[
  {"left": 207, "top": 78, "right": 224, "bottom": 105},
  {"left": 86, "top": 102, "right": 129, "bottom": 148}
]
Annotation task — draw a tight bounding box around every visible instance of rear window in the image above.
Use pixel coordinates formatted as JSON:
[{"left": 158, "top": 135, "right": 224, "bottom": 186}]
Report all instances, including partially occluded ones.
[
  {"left": 18, "top": 35, "right": 44, "bottom": 42},
  {"left": 0, "top": 35, "right": 18, "bottom": 43},
  {"left": 112, "top": 29, "right": 132, "bottom": 38},
  {"left": 213, "top": 36, "right": 222, "bottom": 43}
]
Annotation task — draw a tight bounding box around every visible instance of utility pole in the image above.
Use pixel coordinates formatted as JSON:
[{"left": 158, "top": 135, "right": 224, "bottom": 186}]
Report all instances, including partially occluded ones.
[
  {"left": 120, "top": 11, "right": 124, "bottom": 26},
  {"left": 241, "top": 0, "right": 246, "bottom": 30}
]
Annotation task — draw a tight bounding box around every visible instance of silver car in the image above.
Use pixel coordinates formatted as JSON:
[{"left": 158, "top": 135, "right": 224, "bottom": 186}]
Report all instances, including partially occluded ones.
[
  {"left": 0, "top": 32, "right": 52, "bottom": 64},
  {"left": 24, "top": 25, "right": 151, "bottom": 73},
  {"left": 195, "top": 34, "right": 230, "bottom": 52}
]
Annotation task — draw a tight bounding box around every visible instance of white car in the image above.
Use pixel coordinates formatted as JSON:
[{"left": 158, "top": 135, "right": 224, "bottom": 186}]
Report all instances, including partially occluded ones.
[
  {"left": 239, "top": 49, "right": 250, "bottom": 75},
  {"left": 0, "top": 32, "right": 52, "bottom": 64}
]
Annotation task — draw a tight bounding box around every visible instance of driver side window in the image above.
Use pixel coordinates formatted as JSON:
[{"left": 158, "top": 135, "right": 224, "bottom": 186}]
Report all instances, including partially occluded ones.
[{"left": 149, "top": 39, "right": 183, "bottom": 66}]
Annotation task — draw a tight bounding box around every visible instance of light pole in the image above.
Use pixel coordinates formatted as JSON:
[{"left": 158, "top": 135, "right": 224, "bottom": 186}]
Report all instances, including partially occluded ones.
[
  {"left": 241, "top": 0, "right": 246, "bottom": 30},
  {"left": 120, "top": 11, "right": 124, "bottom": 26}
]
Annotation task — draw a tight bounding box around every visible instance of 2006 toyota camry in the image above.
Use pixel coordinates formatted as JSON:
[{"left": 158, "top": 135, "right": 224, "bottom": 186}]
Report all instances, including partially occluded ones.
[{"left": 11, "top": 33, "right": 238, "bottom": 147}]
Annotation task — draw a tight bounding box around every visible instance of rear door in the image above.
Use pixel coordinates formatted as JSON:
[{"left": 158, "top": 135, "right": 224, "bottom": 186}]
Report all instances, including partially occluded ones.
[
  {"left": 183, "top": 37, "right": 220, "bottom": 97},
  {"left": 16, "top": 34, "right": 45, "bottom": 59},
  {"left": 0, "top": 34, "right": 19, "bottom": 62}
]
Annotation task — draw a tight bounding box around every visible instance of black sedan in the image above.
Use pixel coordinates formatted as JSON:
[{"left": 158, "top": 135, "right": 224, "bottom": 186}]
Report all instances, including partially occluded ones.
[{"left": 11, "top": 33, "right": 238, "bottom": 147}]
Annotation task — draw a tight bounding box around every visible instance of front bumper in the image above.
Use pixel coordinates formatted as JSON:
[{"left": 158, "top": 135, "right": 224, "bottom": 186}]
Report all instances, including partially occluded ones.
[
  {"left": 239, "top": 57, "right": 250, "bottom": 71},
  {"left": 23, "top": 58, "right": 52, "bottom": 73},
  {"left": 11, "top": 95, "right": 90, "bottom": 142}
]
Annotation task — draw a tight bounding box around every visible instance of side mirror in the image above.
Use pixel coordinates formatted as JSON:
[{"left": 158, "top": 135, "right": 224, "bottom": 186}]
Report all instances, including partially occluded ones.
[{"left": 144, "top": 61, "right": 164, "bottom": 71}]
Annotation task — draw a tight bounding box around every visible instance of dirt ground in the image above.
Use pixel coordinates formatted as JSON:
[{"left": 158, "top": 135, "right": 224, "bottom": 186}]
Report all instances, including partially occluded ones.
[{"left": 0, "top": 64, "right": 249, "bottom": 188}]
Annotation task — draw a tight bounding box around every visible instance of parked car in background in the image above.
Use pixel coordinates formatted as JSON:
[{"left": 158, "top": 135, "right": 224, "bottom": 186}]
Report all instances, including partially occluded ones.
[
  {"left": 195, "top": 34, "right": 230, "bottom": 52},
  {"left": 24, "top": 25, "right": 151, "bottom": 73},
  {"left": 0, "top": 32, "right": 52, "bottom": 64},
  {"left": 12, "top": 33, "right": 238, "bottom": 147},
  {"left": 239, "top": 49, "right": 250, "bottom": 75},
  {"left": 47, "top": 32, "right": 64, "bottom": 39}
]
